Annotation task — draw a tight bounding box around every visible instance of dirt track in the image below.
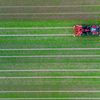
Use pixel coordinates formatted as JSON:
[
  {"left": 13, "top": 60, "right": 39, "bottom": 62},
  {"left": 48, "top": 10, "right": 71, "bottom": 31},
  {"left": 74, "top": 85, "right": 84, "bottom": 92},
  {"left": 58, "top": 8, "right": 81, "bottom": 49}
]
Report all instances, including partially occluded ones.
[
  {"left": 0, "top": 0, "right": 100, "bottom": 20},
  {"left": 0, "top": 0, "right": 100, "bottom": 6}
]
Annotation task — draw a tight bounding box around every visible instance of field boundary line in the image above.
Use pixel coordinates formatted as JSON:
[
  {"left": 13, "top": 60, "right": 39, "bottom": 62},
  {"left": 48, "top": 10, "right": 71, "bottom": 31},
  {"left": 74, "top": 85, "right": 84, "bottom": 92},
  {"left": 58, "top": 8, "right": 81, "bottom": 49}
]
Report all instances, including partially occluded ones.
[
  {"left": 0, "top": 76, "right": 100, "bottom": 79},
  {"left": 0, "top": 48, "right": 99, "bottom": 51},
  {"left": 0, "top": 55, "right": 100, "bottom": 58},
  {"left": 0, "top": 69, "right": 100, "bottom": 72},
  {"left": 0, "top": 98, "right": 100, "bottom": 100},
  {"left": 0, "top": 34, "right": 72, "bottom": 37},
  {"left": 0, "top": 12, "right": 100, "bottom": 15},
  {"left": 0, "top": 27, "right": 71, "bottom": 30},
  {"left": 0, "top": 90, "right": 100, "bottom": 93},
  {"left": 0, "top": 5, "right": 100, "bottom": 8}
]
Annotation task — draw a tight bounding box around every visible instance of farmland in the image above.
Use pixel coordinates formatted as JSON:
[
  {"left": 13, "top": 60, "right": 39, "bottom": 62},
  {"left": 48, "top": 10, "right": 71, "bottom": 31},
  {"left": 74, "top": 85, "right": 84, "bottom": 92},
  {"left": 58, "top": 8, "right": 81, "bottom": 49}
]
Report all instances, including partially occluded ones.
[
  {"left": 0, "top": 0, "right": 100, "bottom": 99},
  {"left": 0, "top": 20, "right": 99, "bottom": 99}
]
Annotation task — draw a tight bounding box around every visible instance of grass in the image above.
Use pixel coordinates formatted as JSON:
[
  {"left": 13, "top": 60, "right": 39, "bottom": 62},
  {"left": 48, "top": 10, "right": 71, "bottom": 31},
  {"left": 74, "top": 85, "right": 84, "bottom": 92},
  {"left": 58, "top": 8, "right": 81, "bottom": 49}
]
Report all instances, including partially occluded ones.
[
  {"left": 0, "top": 62, "right": 100, "bottom": 70},
  {"left": 0, "top": 71, "right": 100, "bottom": 77},
  {"left": 0, "top": 36, "right": 99, "bottom": 49},
  {"left": 0, "top": 78, "right": 99, "bottom": 91},
  {"left": 0, "top": 92, "right": 100, "bottom": 98},
  {"left": 0, "top": 19, "right": 100, "bottom": 99},
  {"left": 0, "top": 29, "right": 72, "bottom": 34},
  {"left": 0, "top": 20, "right": 99, "bottom": 27},
  {"left": 0, "top": 50, "right": 100, "bottom": 56}
]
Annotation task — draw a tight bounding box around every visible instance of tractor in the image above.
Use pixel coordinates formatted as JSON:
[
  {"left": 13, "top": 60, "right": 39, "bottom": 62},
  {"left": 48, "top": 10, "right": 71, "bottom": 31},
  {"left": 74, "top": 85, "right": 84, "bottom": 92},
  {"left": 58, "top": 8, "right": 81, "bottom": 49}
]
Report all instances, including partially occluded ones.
[{"left": 73, "top": 25, "right": 100, "bottom": 36}]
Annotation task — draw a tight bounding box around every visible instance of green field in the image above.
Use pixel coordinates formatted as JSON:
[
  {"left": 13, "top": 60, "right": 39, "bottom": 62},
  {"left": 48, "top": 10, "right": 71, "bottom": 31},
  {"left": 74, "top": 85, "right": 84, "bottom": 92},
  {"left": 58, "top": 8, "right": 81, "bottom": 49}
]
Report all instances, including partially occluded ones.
[{"left": 0, "top": 19, "right": 100, "bottom": 99}]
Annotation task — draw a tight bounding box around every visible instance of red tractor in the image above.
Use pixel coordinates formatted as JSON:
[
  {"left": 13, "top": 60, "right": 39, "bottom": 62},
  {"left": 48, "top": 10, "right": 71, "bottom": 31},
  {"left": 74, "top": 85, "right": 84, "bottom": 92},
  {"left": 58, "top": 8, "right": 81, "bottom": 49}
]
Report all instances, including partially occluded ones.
[{"left": 73, "top": 25, "right": 100, "bottom": 36}]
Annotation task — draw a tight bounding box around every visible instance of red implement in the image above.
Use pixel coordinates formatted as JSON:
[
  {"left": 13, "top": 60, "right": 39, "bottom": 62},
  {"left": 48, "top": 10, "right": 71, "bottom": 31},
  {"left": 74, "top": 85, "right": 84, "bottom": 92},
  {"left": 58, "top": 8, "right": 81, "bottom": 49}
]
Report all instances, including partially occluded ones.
[{"left": 74, "top": 25, "right": 83, "bottom": 36}]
